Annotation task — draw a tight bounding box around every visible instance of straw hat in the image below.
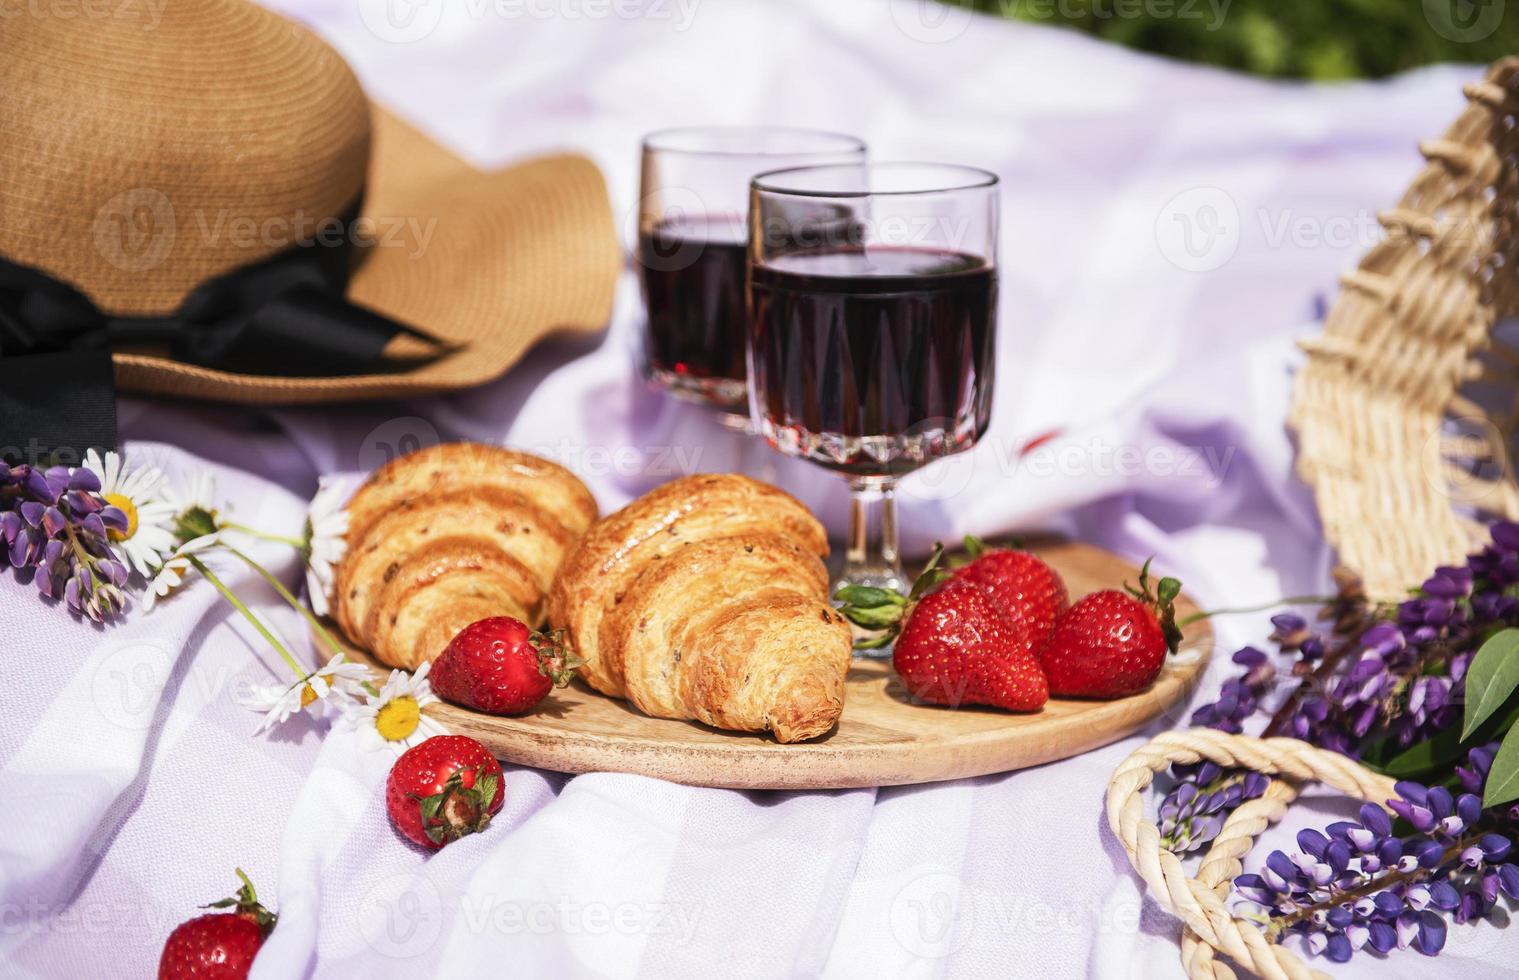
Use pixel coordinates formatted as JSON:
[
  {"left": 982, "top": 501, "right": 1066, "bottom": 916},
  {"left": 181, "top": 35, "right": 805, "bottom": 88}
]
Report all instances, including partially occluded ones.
[{"left": 0, "top": 0, "right": 620, "bottom": 404}]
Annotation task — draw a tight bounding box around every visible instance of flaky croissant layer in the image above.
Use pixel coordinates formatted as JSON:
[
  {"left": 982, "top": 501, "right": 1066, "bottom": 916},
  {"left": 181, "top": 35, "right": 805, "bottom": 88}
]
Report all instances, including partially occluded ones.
[
  {"left": 549, "top": 474, "right": 852, "bottom": 742},
  {"left": 334, "top": 443, "right": 598, "bottom": 670}
]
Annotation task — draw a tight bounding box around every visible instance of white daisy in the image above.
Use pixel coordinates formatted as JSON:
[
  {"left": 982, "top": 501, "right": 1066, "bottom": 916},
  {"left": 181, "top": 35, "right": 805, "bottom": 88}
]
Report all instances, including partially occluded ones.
[
  {"left": 141, "top": 533, "right": 221, "bottom": 612},
  {"left": 84, "top": 449, "right": 177, "bottom": 577},
  {"left": 303, "top": 477, "right": 350, "bottom": 617},
  {"left": 162, "top": 469, "right": 223, "bottom": 542},
  {"left": 167, "top": 469, "right": 218, "bottom": 514},
  {"left": 238, "top": 654, "right": 371, "bottom": 735},
  {"left": 343, "top": 660, "right": 447, "bottom": 753}
]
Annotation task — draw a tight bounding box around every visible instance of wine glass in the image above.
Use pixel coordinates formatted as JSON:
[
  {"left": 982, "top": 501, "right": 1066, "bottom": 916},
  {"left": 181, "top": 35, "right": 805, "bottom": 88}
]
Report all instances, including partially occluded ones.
[
  {"left": 746, "top": 162, "right": 999, "bottom": 640},
  {"left": 637, "top": 127, "right": 867, "bottom": 428}
]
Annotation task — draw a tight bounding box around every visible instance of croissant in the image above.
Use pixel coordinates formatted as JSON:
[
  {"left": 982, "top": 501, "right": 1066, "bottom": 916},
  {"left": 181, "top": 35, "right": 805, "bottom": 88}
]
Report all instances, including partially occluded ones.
[
  {"left": 334, "top": 443, "right": 597, "bottom": 669},
  {"left": 548, "top": 474, "right": 852, "bottom": 742}
]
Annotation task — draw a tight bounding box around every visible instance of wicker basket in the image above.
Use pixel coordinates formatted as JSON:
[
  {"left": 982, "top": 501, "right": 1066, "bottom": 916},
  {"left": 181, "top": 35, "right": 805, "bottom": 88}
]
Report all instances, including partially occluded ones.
[
  {"left": 1291, "top": 57, "right": 1519, "bottom": 599},
  {"left": 1108, "top": 59, "right": 1519, "bottom": 979}
]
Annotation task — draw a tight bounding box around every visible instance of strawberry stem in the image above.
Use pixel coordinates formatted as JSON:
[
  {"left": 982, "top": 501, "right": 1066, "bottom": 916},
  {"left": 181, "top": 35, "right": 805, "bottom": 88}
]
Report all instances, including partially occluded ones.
[
  {"left": 202, "top": 868, "right": 277, "bottom": 934},
  {"left": 530, "top": 627, "right": 584, "bottom": 687},
  {"left": 413, "top": 767, "right": 500, "bottom": 846},
  {"left": 1124, "top": 557, "right": 1184, "bottom": 654},
  {"left": 836, "top": 543, "right": 950, "bottom": 649}
]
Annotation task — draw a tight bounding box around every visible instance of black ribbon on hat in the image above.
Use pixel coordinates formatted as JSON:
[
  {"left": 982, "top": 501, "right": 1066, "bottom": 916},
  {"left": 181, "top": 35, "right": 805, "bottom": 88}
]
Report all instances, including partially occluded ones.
[{"left": 0, "top": 205, "right": 452, "bottom": 465}]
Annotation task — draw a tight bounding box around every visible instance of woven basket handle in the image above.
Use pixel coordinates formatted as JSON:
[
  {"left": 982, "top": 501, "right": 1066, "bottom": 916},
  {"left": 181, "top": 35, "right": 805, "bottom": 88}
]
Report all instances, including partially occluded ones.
[{"left": 1106, "top": 729, "right": 1399, "bottom": 980}]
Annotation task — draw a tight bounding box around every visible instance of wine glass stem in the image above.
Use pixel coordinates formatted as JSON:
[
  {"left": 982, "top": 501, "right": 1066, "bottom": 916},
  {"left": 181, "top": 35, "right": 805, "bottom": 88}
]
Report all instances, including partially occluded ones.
[{"left": 841, "top": 478, "right": 906, "bottom": 595}]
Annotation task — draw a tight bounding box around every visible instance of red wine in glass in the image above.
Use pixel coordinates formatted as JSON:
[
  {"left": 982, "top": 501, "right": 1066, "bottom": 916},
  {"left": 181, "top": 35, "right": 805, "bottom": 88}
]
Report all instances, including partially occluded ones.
[
  {"left": 748, "top": 246, "right": 997, "bottom": 477},
  {"left": 638, "top": 214, "right": 749, "bottom": 411},
  {"left": 636, "top": 128, "right": 867, "bottom": 422}
]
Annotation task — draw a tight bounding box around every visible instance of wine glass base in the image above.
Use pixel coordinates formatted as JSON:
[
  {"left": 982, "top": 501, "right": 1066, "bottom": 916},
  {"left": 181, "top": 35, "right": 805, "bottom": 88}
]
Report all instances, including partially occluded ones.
[
  {"left": 713, "top": 410, "right": 752, "bottom": 432},
  {"left": 647, "top": 366, "right": 746, "bottom": 413}
]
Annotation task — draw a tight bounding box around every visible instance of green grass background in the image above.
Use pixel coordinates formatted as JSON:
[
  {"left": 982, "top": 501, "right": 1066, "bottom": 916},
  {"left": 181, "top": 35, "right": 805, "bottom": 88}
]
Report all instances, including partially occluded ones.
[{"left": 957, "top": 0, "right": 1519, "bottom": 79}]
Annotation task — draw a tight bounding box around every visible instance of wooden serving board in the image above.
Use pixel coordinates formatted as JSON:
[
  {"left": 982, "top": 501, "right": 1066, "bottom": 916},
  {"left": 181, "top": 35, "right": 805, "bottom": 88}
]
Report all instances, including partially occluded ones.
[{"left": 320, "top": 541, "right": 1211, "bottom": 790}]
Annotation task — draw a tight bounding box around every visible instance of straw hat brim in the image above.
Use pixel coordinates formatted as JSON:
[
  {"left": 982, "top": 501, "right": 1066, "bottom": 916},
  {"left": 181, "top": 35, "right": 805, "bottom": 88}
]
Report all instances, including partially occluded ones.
[{"left": 113, "top": 107, "right": 621, "bottom": 404}]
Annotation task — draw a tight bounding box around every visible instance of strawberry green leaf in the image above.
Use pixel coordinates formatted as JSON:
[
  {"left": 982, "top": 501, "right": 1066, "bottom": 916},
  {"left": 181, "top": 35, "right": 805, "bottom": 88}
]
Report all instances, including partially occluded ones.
[
  {"left": 1463, "top": 629, "right": 1519, "bottom": 740},
  {"left": 532, "top": 628, "right": 585, "bottom": 686},
  {"left": 907, "top": 544, "right": 948, "bottom": 602},
  {"left": 418, "top": 792, "right": 444, "bottom": 826},
  {"left": 963, "top": 535, "right": 987, "bottom": 559},
  {"left": 852, "top": 632, "right": 895, "bottom": 651},
  {"left": 1483, "top": 722, "right": 1519, "bottom": 809},
  {"left": 477, "top": 773, "right": 499, "bottom": 809},
  {"left": 1156, "top": 577, "right": 1182, "bottom": 605},
  {"left": 201, "top": 869, "right": 276, "bottom": 931},
  {"left": 834, "top": 585, "right": 905, "bottom": 608},
  {"left": 840, "top": 604, "right": 905, "bottom": 629}
]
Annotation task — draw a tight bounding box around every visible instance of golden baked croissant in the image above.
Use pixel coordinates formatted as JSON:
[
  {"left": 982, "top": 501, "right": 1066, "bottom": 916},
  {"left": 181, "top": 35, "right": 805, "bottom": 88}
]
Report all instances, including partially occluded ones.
[
  {"left": 334, "top": 443, "right": 597, "bottom": 669},
  {"left": 548, "top": 474, "right": 852, "bottom": 743}
]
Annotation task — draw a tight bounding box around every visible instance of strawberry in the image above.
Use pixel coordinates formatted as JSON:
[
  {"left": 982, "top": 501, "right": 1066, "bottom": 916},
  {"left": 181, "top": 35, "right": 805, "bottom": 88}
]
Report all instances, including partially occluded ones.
[
  {"left": 158, "top": 869, "right": 276, "bottom": 980},
  {"left": 951, "top": 536, "right": 1069, "bottom": 647},
  {"left": 1040, "top": 560, "right": 1184, "bottom": 698},
  {"left": 839, "top": 547, "right": 1048, "bottom": 711},
  {"left": 430, "top": 616, "right": 583, "bottom": 715},
  {"left": 386, "top": 734, "right": 505, "bottom": 850}
]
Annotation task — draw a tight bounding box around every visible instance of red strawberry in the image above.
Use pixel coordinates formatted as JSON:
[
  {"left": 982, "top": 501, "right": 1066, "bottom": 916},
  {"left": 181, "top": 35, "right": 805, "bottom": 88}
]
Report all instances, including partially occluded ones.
[
  {"left": 839, "top": 547, "right": 1048, "bottom": 712},
  {"left": 430, "top": 617, "right": 583, "bottom": 715},
  {"left": 386, "top": 734, "right": 505, "bottom": 850},
  {"left": 1040, "top": 560, "right": 1184, "bottom": 698},
  {"left": 951, "top": 536, "right": 1069, "bottom": 647},
  {"left": 158, "top": 869, "right": 276, "bottom": 980}
]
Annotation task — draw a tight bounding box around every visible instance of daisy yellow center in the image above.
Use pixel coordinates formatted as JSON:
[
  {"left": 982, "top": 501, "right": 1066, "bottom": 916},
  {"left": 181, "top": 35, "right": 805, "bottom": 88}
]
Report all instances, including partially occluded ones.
[
  {"left": 375, "top": 696, "right": 421, "bottom": 742},
  {"left": 299, "top": 683, "right": 319, "bottom": 709},
  {"left": 103, "top": 493, "right": 138, "bottom": 541}
]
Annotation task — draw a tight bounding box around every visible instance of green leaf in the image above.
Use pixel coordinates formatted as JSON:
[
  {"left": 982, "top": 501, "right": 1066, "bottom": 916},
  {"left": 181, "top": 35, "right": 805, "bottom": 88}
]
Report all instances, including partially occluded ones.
[
  {"left": 1462, "top": 629, "right": 1519, "bottom": 739},
  {"left": 477, "top": 773, "right": 499, "bottom": 809},
  {"left": 1156, "top": 578, "right": 1182, "bottom": 604},
  {"left": 840, "top": 604, "right": 904, "bottom": 630},
  {"left": 1371, "top": 698, "right": 1519, "bottom": 779},
  {"left": 1484, "top": 724, "right": 1519, "bottom": 808},
  {"left": 833, "top": 585, "right": 905, "bottom": 608},
  {"left": 852, "top": 632, "right": 895, "bottom": 651},
  {"left": 908, "top": 545, "right": 948, "bottom": 602},
  {"left": 963, "top": 535, "right": 987, "bottom": 559},
  {"left": 418, "top": 792, "right": 444, "bottom": 825},
  {"left": 1373, "top": 725, "right": 1468, "bottom": 779}
]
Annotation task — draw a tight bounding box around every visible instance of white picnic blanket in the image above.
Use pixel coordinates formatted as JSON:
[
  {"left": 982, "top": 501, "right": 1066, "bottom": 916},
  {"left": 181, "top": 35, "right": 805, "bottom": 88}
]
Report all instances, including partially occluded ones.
[{"left": 1, "top": 1, "right": 1510, "bottom": 976}]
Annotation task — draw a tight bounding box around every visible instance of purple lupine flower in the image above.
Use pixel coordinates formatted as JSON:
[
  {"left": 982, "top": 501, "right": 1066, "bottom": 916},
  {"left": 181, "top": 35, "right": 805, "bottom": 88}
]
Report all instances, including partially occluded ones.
[
  {"left": 0, "top": 459, "right": 128, "bottom": 621},
  {"left": 1234, "top": 745, "right": 1518, "bottom": 964},
  {"left": 1157, "top": 763, "right": 1268, "bottom": 853}
]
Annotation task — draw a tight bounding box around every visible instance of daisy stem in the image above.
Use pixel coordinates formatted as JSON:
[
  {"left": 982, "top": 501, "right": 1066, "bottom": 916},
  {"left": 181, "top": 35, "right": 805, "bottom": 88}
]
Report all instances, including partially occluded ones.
[
  {"left": 220, "top": 542, "right": 346, "bottom": 658},
  {"left": 1176, "top": 595, "right": 1338, "bottom": 628},
  {"left": 186, "top": 555, "right": 307, "bottom": 679},
  {"left": 221, "top": 521, "right": 307, "bottom": 551}
]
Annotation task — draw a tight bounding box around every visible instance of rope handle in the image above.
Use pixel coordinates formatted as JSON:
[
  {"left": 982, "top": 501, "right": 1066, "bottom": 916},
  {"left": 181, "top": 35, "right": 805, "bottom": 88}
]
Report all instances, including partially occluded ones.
[{"left": 1105, "top": 729, "right": 1399, "bottom": 980}]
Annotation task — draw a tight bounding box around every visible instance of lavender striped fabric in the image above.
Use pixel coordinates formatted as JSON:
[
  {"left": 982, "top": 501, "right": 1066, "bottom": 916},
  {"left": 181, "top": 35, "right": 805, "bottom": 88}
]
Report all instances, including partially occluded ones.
[{"left": 2, "top": 1, "right": 1514, "bottom": 976}]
